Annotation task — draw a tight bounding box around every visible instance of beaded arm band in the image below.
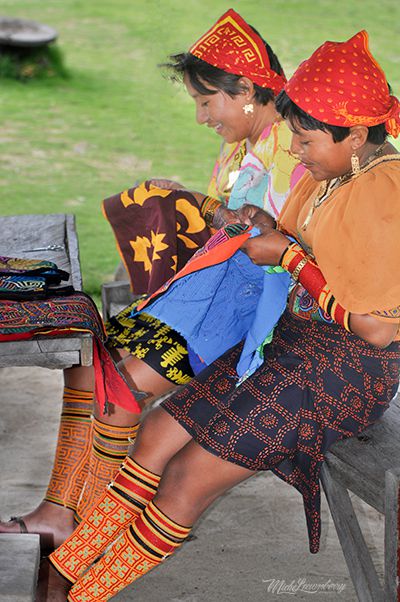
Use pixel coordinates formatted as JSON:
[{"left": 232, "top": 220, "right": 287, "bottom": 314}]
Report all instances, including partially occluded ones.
[
  {"left": 200, "top": 196, "right": 223, "bottom": 228},
  {"left": 279, "top": 242, "right": 351, "bottom": 332}
]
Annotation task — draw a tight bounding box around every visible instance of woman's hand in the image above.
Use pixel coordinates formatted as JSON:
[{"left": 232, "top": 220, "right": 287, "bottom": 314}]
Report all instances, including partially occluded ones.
[
  {"left": 241, "top": 227, "right": 290, "bottom": 266},
  {"left": 149, "top": 178, "right": 186, "bottom": 190},
  {"left": 236, "top": 204, "right": 277, "bottom": 229},
  {"left": 212, "top": 206, "right": 242, "bottom": 229},
  {"left": 212, "top": 204, "right": 276, "bottom": 230}
]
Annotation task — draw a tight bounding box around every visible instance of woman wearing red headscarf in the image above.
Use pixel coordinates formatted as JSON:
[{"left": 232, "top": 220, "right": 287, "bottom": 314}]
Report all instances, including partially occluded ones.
[
  {"left": 0, "top": 9, "right": 304, "bottom": 556},
  {"left": 39, "top": 30, "right": 400, "bottom": 602}
]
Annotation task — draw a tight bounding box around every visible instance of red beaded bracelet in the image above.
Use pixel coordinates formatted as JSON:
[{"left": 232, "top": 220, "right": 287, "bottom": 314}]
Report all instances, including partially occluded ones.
[{"left": 280, "top": 242, "right": 351, "bottom": 332}]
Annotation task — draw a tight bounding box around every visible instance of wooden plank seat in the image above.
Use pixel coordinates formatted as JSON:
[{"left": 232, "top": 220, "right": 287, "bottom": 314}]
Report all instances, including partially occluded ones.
[
  {"left": 101, "top": 279, "right": 136, "bottom": 323},
  {"left": 321, "top": 393, "right": 400, "bottom": 601},
  {"left": 0, "top": 213, "right": 93, "bottom": 368}
]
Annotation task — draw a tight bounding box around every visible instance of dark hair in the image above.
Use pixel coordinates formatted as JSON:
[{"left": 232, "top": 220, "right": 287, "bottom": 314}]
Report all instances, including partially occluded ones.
[
  {"left": 163, "top": 30, "right": 284, "bottom": 106},
  {"left": 275, "top": 90, "right": 388, "bottom": 144}
]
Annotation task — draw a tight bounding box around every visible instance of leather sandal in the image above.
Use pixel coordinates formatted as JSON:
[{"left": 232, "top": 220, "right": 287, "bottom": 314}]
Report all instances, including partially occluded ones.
[
  {"left": 9, "top": 516, "right": 28, "bottom": 533},
  {"left": 7, "top": 516, "right": 53, "bottom": 556}
]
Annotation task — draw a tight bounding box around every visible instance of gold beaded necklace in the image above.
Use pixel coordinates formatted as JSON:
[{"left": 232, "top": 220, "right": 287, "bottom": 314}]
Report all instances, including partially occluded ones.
[{"left": 301, "top": 142, "right": 387, "bottom": 231}]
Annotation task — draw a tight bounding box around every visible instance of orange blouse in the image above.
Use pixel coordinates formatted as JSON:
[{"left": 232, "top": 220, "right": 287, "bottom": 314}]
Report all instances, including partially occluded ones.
[{"left": 278, "top": 156, "right": 400, "bottom": 336}]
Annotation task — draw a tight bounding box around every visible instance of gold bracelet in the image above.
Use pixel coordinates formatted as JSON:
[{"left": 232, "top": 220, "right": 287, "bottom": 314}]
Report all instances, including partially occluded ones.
[
  {"left": 291, "top": 256, "right": 309, "bottom": 281},
  {"left": 204, "top": 210, "right": 215, "bottom": 228},
  {"left": 200, "top": 196, "right": 222, "bottom": 228}
]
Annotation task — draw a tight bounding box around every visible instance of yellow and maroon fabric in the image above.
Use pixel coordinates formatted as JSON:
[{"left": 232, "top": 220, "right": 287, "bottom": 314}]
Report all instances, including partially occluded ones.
[
  {"left": 189, "top": 8, "right": 286, "bottom": 93},
  {"left": 285, "top": 30, "right": 400, "bottom": 136},
  {"left": 102, "top": 183, "right": 210, "bottom": 296}
]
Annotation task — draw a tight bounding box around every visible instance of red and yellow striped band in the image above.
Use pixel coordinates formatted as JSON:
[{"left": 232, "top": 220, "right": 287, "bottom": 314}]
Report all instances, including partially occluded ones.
[{"left": 280, "top": 242, "right": 351, "bottom": 332}]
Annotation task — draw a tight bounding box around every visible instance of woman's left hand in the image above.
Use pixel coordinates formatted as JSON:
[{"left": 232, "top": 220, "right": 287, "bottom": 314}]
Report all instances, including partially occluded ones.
[
  {"left": 236, "top": 204, "right": 277, "bottom": 229},
  {"left": 241, "top": 226, "right": 290, "bottom": 266}
]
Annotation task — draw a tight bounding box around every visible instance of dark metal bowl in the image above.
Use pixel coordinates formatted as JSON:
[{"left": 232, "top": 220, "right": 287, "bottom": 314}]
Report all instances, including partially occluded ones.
[{"left": 0, "top": 16, "right": 58, "bottom": 47}]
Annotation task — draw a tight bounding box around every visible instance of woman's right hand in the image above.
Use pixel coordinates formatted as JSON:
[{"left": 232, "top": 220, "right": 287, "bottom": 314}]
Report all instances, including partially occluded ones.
[
  {"left": 236, "top": 204, "right": 277, "bottom": 229},
  {"left": 149, "top": 178, "right": 185, "bottom": 190},
  {"left": 241, "top": 226, "right": 290, "bottom": 267}
]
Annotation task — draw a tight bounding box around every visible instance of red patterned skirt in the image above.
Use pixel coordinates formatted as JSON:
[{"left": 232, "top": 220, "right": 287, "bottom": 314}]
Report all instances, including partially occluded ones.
[{"left": 162, "top": 310, "right": 400, "bottom": 553}]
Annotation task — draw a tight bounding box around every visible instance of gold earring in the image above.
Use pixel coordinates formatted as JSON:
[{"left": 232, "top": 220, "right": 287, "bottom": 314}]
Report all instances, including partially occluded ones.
[
  {"left": 351, "top": 152, "right": 360, "bottom": 176},
  {"left": 243, "top": 103, "right": 254, "bottom": 115}
]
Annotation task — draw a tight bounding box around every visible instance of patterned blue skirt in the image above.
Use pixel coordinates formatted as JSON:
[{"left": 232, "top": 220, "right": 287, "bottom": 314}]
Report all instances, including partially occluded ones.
[{"left": 162, "top": 310, "right": 400, "bottom": 553}]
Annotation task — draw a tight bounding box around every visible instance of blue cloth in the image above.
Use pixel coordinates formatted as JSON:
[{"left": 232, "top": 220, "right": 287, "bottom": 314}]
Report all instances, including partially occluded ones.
[
  {"left": 141, "top": 250, "right": 265, "bottom": 367},
  {"left": 139, "top": 228, "right": 291, "bottom": 380},
  {"left": 235, "top": 265, "right": 290, "bottom": 382}
]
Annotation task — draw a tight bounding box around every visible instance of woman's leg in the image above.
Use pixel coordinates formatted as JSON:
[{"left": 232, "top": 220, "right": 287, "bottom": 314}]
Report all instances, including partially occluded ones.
[
  {"left": 37, "top": 407, "right": 193, "bottom": 600},
  {"left": 0, "top": 349, "right": 178, "bottom": 549},
  {"left": 43, "top": 426, "right": 255, "bottom": 601},
  {"left": 0, "top": 366, "right": 95, "bottom": 549},
  {"left": 74, "top": 349, "right": 178, "bottom": 521}
]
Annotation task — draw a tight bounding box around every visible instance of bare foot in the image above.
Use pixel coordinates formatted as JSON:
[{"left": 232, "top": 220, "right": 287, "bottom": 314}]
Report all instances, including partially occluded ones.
[
  {"left": 0, "top": 500, "right": 75, "bottom": 550},
  {"left": 35, "top": 559, "right": 70, "bottom": 602}
]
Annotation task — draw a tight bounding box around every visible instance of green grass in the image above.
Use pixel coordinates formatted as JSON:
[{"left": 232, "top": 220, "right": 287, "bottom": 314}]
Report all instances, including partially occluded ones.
[{"left": 1, "top": 0, "right": 399, "bottom": 303}]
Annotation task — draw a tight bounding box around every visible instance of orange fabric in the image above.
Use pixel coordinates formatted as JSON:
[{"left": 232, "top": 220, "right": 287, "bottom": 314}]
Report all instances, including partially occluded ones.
[
  {"left": 189, "top": 9, "right": 286, "bottom": 93},
  {"left": 67, "top": 501, "right": 191, "bottom": 601},
  {"left": 285, "top": 30, "right": 400, "bottom": 137},
  {"left": 74, "top": 421, "right": 139, "bottom": 522},
  {"left": 45, "top": 388, "right": 93, "bottom": 510},
  {"left": 50, "top": 457, "right": 160, "bottom": 583},
  {"left": 278, "top": 157, "right": 400, "bottom": 320}
]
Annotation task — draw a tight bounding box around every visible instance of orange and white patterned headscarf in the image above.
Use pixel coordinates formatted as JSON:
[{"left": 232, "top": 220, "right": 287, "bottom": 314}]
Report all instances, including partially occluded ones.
[
  {"left": 285, "top": 30, "right": 400, "bottom": 137},
  {"left": 189, "top": 9, "right": 286, "bottom": 94}
]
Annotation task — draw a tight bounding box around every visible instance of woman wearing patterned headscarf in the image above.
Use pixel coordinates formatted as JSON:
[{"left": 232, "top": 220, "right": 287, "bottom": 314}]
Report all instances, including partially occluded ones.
[
  {"left": 0, "top": 10, "right": 304, "bottom": 557},
  {"left": 39, "top": 29, "right": 400, "bottom": 602}
]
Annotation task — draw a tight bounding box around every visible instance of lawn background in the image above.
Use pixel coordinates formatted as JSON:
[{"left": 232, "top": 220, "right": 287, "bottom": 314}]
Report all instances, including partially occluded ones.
[{"left": 1, "top": 0, "right": 399, "bottom": 304}]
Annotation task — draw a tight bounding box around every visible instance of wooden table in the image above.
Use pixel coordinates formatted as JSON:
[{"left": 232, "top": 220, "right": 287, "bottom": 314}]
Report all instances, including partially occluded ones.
[{"left": 0, "top": 213, "right": 92, "bottom": 369}]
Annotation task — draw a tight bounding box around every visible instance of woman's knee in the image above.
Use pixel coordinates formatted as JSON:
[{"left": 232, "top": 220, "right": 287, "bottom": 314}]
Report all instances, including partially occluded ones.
[
  {"left": 132, "top": 408, "right": 192, "bottom": 474},
  {"left": 156, "top": 453, "right": 218, "bottom": 518},
  {"left": 135, "top": 407, "right": 167, "bottom": 450},
  {"left": 64, "top": 365, "right": 94, "bottom": 390}
]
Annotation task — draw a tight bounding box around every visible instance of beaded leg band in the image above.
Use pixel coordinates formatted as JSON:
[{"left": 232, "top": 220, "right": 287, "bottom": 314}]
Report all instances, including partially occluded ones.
[
  {"left": 75, "top": 419, "right": 139, "bottom": 522},
  {"left": 67, "top": 500, "right": 191, "bottom": 601},
  {"left": 45, "top": 387, "right": 93, "bottom": 510},
  {"left": 50, "top": 457, "right": 160, "bottom": 583},
  {"left": 280, "top": 242, "right": 351, "bottom": 331}
]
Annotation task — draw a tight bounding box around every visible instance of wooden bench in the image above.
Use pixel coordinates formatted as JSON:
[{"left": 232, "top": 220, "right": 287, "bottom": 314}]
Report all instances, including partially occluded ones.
[
  {"left": 101, "top": 279, "right": 135, "bottom": 322},
  {"left": 321, "top": 393, "right": 400, "bottom": 601},
  {"left": 0, "top": 213, "right": 92, "bottom": 369}
]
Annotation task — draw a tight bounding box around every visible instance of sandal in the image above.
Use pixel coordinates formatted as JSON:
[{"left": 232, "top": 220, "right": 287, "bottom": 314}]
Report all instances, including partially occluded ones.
[
  {"left": 8, "top": 516, "right": 28, "bottom": 533},
  {"left": 4, "top": 516, "right": 53, "bottom": 556}
]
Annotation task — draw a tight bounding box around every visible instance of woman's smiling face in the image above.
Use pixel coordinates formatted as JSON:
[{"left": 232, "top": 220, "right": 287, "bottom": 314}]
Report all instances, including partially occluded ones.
[
  {"left": 184, "top": 73, "right": 253, "bottom": 144},
  {"left": 288, "top": 120, "right": 353, "bottom": 181}
]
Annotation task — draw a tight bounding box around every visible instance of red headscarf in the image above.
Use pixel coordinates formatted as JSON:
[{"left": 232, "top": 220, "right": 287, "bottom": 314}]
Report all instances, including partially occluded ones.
[
  {"left": 285, "top": 30, "right": 400, "bottom": 137},
  {"left": 189, "top": 9, "right": 286, "bottom": 95}
]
